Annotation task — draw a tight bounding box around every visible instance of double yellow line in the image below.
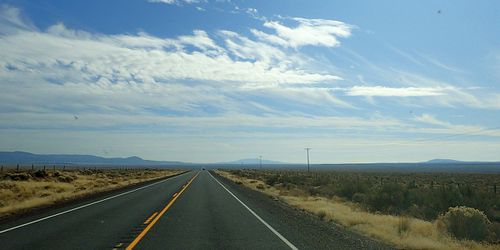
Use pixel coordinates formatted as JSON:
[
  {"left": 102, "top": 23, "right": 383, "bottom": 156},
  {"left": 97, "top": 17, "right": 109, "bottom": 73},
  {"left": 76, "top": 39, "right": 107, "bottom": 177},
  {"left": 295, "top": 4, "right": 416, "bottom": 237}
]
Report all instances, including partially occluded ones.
[{"left": 126, "top": 172, "right": 199, "bottom": 250}]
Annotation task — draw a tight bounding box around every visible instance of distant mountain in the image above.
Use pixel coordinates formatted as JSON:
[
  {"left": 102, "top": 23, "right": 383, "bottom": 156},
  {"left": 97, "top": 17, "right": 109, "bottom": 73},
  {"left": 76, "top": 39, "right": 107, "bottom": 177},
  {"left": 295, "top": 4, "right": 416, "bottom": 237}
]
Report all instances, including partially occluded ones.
[
  {"left": 0, "top": 151, "right": 187, "bottom": 166},
  {"left": 218, "top": 158, "right": 288, "bottom": 165},
  {"left": 425, "top": 159, "right": 466, "bottom": 164},
  {"left": 424, "top": 159, "right": 494, "bottom": 164}
]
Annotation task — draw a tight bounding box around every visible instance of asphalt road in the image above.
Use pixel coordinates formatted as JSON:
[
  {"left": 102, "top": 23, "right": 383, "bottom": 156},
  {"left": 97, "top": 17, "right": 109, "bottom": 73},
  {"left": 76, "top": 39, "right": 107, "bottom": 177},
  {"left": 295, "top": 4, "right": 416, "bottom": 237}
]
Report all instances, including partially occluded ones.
[{"left": 0, "top": 170, "right": 392, "bottom": 250}]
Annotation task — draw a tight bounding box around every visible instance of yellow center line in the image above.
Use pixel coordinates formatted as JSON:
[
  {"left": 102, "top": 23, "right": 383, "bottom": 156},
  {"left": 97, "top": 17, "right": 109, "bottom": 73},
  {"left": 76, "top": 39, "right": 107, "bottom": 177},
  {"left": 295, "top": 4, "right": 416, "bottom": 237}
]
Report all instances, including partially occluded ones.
[
  {"left": 126, "top": 172, "right": 199, "bottom": 250},
  {"left": 143, "top": 212, "right": 158, "bottom": 225}
]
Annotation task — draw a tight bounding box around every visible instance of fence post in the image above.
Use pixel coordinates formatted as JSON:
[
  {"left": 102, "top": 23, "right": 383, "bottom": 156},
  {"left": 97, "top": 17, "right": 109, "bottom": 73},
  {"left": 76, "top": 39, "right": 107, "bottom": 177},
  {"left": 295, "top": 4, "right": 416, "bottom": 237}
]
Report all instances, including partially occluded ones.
[
  {"left": 63, "top": 165, "right": 66, "bottom": 171},
  {"left": 16, "top": 164, "right": 19, "bottom": 171},
  {"left": 1, "top": 165, "right": 3, "bottom": 172},
  {"left": 31, "top": 164, "right": 34, "bottom": 171},
  {"left": 43, "top": 165, "right": 46, "bottom": 171},
  {"left": 53, "top": 165, "right": 56, "bottom": 172}
]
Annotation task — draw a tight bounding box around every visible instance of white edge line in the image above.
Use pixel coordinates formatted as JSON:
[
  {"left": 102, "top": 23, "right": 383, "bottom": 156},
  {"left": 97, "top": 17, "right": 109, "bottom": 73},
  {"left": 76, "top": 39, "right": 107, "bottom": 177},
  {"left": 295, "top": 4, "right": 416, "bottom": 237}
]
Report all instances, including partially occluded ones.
[
  {"left": 0, "top": 171, "right": 189, "bottom": 234},
  {"left": 208, "top": 172, "right": 299, "bottom": 250}
]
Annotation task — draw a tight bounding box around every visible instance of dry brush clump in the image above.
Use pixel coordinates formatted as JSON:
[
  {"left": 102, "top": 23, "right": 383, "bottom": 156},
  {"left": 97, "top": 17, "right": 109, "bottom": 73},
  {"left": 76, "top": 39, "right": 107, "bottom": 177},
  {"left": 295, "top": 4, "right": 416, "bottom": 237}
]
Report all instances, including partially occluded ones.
[
  {"left": 0, "top": 168, "right": 183, "bottom": 218},
  {"left": 217, "top": 169, "right": 499, "bottom": 250},
  {"left": 437, "top": 206, "right": 492, "bottom": 242}
]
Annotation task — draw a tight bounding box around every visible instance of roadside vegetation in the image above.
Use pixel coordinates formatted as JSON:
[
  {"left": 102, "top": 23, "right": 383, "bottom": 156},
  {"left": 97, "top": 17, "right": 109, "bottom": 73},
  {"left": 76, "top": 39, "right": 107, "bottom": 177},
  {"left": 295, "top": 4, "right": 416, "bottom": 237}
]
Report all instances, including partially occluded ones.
[
  {"left": 217, "top": 169, "right": 500, "bottom": 250},
  {"left": 0, "top": 168, "right": 183, "bottom": 219}
]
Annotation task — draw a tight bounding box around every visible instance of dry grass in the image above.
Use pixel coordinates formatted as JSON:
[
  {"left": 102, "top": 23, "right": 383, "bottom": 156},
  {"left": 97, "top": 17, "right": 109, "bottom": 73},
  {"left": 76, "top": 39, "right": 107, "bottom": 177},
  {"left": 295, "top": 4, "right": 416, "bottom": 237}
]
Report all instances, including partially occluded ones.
[
  {"left": 0, "top": 168, "right": 183, "bottom": 218},
  {"left": 216, "top": 170, "right": 499, "bottom": 250}
]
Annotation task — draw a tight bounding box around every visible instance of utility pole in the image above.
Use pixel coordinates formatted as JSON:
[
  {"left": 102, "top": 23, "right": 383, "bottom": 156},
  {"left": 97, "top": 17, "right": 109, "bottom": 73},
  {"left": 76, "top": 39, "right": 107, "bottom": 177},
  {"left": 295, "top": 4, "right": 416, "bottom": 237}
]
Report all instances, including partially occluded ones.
[
  {"left": 259, "top": 155, "right": 262, "bottom": 170},
  {"left": 305, "top": 148, "right": 311, "bottom": 173}
]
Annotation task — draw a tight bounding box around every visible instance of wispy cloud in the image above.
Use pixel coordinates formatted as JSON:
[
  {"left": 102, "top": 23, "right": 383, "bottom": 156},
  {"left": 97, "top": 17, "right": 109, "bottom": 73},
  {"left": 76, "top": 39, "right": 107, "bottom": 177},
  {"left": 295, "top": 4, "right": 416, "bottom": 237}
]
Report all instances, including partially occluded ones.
[
  {"left": 345, "top": 86, "right": 450, "bottom": 97},
  {"left": 414, "top": 114, "right": 452, "bottom": 127},
  {"left": 412, "top": 114, "right": 500, "bottom": 137},
  {"left": 244, "top": 7, "right": 266, "bottom": 21},
  {"left": 253, "top": 17, "right": 353, "bottom": 48},
  {"left": 337, "top": 49, "right": 500, "bottom": 110},
  {"left": 0, "top": 4, "right": 35, "bottom": 31}
]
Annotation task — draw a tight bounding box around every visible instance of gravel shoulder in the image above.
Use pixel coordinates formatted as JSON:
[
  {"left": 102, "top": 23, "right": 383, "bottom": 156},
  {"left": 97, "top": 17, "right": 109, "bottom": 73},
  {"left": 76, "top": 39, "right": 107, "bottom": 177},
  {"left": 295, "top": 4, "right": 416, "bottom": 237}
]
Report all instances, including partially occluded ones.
[{"left": 211, "top": 171, "right": 394, "bottom": 250}]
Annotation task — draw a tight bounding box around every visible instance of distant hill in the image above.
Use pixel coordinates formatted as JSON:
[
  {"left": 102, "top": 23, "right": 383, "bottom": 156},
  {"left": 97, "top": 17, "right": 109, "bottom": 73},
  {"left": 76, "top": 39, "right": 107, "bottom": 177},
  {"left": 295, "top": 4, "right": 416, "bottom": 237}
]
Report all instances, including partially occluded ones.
[
  {"left": 218, "top": 158, "right": 287, "bottom": 165},
  {"left": 424, "top": 159, "right": 493, "bottom": 164},
  {"left": 0, "top": 151, "right": 187, "bottom": 166},
  {"left": 425, "top": 159, "right": 465, "bottom": 164},
  {"left": 2, "top": 152, "right": 498, "bottom": 173}
]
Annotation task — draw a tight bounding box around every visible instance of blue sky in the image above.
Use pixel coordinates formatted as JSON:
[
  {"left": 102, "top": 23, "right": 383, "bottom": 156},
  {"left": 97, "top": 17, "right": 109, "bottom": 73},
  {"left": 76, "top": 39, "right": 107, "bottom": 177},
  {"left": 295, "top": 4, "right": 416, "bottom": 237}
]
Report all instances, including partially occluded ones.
[{"left": 0, "top": 0, "right": 499, "bottom": 163}]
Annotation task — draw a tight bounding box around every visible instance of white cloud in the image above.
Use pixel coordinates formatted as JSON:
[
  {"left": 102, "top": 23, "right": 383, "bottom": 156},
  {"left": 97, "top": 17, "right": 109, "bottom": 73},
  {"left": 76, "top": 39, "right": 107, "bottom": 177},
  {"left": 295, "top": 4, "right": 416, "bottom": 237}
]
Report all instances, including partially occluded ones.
[
  {"left": 0, "top": 4, "right": 35, "bottom": 32},
  {"left": 414, "top": 114, "right": 451, "bottom": 127},
  {"left": 412, "top": 114, "right": 500, "bottom": 137},
  {"left": 246, "top": 8, "right": 258, "bottom": 15},
  {"left": 0, "top": 5, "right": 350, "bottom": 124},
  {"left": 244, "top": 7, "right": 266, "bottom": 21},
  {"left": 253, "top": 17, "right": 353, "bottom": 48},
  {"left": 175, "top": 30, "right": 221, "bottom": 50},
  {"left": 219, "top": 30, "right": 288, "bottom": 65},
  {"left": 345, "top": 86, "right": 450, "bottom": 97},
  {"left": 255, "top": 87, "right": 353, "bottom": 109},
  {"left": 251, "top": 29, "right": 289, "bottom": 47},
  {"left": 0, "top": 18, "right": 341, "bottom": 88},
  {"left": 338, "top": 49, "right": 500, "bottom": 109}
]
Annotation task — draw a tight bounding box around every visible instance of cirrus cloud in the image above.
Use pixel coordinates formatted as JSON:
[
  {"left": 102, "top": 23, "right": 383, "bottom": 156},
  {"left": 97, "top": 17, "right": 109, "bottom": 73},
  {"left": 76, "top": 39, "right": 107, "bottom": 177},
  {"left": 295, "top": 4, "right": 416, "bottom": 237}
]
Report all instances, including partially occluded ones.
[{"left": 345, "top": 86, "right": 451, "bottom": 97}]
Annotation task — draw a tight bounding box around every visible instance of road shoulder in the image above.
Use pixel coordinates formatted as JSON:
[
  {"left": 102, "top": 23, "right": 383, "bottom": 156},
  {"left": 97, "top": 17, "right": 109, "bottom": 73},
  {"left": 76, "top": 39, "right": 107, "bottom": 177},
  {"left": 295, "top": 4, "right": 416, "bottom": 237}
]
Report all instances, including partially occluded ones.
[{"left": 211, "top": 170, "right": 394, "bottom": 250}]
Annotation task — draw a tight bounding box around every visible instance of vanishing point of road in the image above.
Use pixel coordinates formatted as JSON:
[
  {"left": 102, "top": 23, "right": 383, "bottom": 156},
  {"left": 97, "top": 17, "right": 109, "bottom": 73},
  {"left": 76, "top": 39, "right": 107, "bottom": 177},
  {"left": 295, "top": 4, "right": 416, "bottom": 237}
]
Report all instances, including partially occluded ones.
[{"left": 0, "top": 170, "right": 391, "bottom": 249}]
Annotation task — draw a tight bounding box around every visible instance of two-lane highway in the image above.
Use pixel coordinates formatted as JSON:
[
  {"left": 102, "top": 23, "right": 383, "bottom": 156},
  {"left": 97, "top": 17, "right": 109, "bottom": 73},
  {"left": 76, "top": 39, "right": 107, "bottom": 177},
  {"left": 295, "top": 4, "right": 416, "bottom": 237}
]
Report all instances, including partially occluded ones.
[
  {"left": 131, "top": 171, "right": 295, "bottom": 249},
  {"left": 0, "top": 170, "right": 392, "bottom": 249}
]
